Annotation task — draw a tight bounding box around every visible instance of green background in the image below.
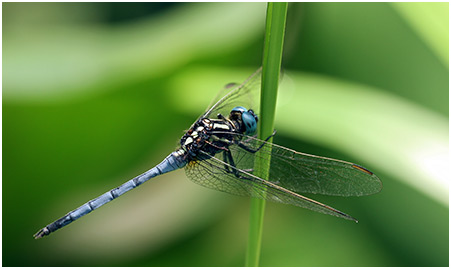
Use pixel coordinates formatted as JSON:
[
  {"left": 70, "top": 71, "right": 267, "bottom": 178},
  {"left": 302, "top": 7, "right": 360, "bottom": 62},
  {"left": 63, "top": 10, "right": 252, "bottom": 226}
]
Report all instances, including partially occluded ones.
[{"left": 3, "top": 2, "right": 448, "bottom": 266}]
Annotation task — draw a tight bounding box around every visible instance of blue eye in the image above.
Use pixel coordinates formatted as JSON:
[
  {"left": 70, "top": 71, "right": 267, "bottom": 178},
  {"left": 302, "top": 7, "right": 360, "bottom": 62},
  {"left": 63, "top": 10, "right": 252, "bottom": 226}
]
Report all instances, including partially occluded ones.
[
  {"left": 242, "top": 111, "right": 257, "bottom": 135},
  {"left": 232, "top": 106, "right": 247, "bottom": 113}
]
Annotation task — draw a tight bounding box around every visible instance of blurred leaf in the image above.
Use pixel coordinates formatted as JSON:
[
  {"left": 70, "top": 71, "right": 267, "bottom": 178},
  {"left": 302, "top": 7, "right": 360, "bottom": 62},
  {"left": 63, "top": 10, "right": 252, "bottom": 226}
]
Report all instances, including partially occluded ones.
[
  {"left": 278, "top": 70, "right": 449, "bottom": 207},
  {"left": 287, "top": 3, "right": 448, "bottom": 116},
  {"left": 3, "top": 2, "right": 266, "bottom": 103},
  {"left": 391, "top": 2, "right": 449, "bottom": 67}
]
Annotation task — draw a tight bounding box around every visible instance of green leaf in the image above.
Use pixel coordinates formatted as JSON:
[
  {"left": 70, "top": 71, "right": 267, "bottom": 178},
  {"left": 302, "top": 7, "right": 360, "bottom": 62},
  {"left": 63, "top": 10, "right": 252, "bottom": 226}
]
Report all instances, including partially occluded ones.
[
  {"left": 391, "top": 2, "right": 449, "bottom": 67},
  {"left": 246, "top": 3, "right": 287, "bottom": 267},
  {"left": 3, "top": 2, "right": 266, "bottom": 103}
]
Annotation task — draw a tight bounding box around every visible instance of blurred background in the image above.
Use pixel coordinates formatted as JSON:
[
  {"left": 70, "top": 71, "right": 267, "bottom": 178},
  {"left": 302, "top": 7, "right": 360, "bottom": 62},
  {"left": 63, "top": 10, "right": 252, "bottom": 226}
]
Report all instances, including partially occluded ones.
[{"left": 3, "top": 2, "right": 448, "bottom": 266}]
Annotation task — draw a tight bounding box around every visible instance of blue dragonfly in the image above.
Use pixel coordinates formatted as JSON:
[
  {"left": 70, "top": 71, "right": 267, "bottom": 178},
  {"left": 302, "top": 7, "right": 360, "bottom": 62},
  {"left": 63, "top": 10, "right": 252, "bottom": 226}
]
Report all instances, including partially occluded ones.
[{"left": 34, "top": 68, "right": 382, "bottom": 239}]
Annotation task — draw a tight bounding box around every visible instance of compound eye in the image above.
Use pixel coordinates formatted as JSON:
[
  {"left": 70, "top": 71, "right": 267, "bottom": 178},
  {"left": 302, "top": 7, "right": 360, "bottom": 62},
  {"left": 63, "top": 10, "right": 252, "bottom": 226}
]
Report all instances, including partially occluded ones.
[
  {"left": 231, "top": 106, "right": 247, "bottom": 114},
  {"left": 241, "top": 111, "right": 257, "bottom": 135},
  {"left": 248, "top": 109, "right": 258, "bottom": 122}
]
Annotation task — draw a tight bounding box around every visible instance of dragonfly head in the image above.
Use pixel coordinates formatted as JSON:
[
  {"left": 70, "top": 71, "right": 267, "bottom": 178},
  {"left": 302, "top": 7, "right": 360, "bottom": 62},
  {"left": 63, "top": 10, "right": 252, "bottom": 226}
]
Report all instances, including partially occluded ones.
[{"left": 231, "top": 106, "right": 258, "bottom": 135}]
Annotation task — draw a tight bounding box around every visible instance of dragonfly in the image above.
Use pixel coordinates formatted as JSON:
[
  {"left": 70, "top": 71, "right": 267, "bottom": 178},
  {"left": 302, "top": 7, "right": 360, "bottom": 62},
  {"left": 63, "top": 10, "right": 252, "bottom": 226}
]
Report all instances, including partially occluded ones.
[{"left": 34, "top": 68, "right": 382, "bottom": 239}]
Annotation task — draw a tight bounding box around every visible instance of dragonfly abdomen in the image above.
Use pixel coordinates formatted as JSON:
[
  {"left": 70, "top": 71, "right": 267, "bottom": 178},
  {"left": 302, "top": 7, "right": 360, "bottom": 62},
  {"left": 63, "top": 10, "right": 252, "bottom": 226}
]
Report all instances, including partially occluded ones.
[{"left": 34, "top": 150, "right": 187, "bottom": 239}]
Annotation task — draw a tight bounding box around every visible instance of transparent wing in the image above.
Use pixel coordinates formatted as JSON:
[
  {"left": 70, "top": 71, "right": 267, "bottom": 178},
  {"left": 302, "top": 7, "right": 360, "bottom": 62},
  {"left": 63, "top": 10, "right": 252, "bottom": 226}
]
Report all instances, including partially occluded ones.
[
  {"left": 210, "top": 131, "right": 382, "bottom": 197},
  {"left": 185, "top": 149, "right": 358, "bottom": 221},
  {"left": 203, "top": 82, "right": 239, "bottom": 115},
  {"left": 201, "top": 67, "right": 262, "bottom": 120}
]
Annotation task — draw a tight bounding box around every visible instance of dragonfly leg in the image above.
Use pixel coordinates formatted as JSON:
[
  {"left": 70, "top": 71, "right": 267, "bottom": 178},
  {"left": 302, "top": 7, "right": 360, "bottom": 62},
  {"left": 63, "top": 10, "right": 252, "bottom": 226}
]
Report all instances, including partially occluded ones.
[
  {"left": 238, "top": 130, "right": 277, "bottom": 153},
  {"left": 223, "top": 149, "right": 256, "bottom": 180},
  {"left": 250, "top": 130, "right": 277, "bottom": 140},
  {"left": 217, "top": 113, "right": 225, "bottom": 119},
  {"left": 205, "top": 140, "right": 229, "bottom": 151},
  {"left": 222, "top": 151, "right": 233, "bottom": 174},
  {"left": 223, "top": 149, "right": 240, "bottom": 177}
]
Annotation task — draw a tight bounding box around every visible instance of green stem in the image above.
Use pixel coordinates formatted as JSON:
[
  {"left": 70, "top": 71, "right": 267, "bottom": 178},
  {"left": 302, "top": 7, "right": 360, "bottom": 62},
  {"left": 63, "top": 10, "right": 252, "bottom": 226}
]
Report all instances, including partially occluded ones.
[{"left": 245, "top": 2, "right": 287, "bottom": 267}]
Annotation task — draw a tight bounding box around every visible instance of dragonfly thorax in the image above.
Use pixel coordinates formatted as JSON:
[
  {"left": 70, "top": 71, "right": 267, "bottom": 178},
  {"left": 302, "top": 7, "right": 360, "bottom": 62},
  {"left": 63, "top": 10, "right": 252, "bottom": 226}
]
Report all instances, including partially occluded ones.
[
  {"left": 180, "top": 118, "right": 233, "bottom": 157},
  {"left": 180, "top": 107, "right": 257, "bottom": 159}
]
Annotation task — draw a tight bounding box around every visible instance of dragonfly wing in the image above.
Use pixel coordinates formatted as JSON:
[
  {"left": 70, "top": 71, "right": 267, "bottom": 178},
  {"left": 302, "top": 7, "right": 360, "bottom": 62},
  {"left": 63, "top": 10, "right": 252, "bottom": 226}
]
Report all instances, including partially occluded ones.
[
  {"left": 184, "top": 150, "right": 357, "bottom": 221},
  {"left": 185, "top": 152, "right": 261, "bottom": 198},
  {"left": 201, "top": 67, "right": 262, "bottom": 119},
  {"left": 203, "top": 82, "right": 239, "bottom": 115},
  {"left": 214, "top": 131, "right": 382, "bottom": 197}
]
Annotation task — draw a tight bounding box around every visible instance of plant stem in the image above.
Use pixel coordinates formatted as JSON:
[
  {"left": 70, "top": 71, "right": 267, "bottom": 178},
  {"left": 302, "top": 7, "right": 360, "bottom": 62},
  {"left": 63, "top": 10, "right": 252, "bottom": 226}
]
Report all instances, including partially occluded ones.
[{"left": 245, "top": 2, "right": 287, "bottom": 267}]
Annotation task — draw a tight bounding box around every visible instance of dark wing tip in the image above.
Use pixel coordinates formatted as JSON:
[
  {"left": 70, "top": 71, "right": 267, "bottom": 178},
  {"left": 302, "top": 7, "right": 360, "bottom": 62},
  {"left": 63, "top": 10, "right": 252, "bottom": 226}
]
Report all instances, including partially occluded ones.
[
  {"left": 351, "top": 163, "right": 383, "bottom": 194},
  {"left": 351, "top": 164, "right": 374, "bottom": 175},
  {"left": 337, "top": 209, "right": 359, "bottom": 223},
  {"left": 224, "top": 82, "right": 238, "bottom": 89}
]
